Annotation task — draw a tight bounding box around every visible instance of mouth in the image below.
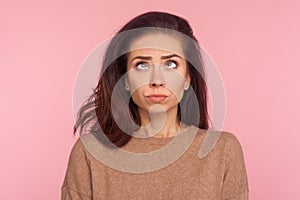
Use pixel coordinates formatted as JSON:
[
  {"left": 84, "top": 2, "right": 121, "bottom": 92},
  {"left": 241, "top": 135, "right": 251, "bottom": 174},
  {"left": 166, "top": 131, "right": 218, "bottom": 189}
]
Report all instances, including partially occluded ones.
[{"left": 146, "top": 94, "right": 168, "bottom": 102}]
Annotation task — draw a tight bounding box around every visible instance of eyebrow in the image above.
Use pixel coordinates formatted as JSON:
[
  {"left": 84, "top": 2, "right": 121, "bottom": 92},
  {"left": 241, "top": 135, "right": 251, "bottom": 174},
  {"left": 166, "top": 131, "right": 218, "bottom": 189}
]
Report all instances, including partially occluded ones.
[{"left": 131, "top": 54, "right": 183, "bottom": 63}]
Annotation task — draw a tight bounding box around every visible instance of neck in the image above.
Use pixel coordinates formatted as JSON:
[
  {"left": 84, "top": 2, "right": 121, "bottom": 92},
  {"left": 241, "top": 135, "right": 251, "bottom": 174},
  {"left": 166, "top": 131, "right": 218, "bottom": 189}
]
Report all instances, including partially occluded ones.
[{"left": 138, "top": 104, "right": 181, "bottom": 138}]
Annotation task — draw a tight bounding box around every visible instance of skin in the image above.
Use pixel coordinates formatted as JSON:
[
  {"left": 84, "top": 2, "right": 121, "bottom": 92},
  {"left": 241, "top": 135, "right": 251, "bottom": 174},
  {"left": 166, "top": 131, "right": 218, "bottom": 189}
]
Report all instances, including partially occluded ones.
[{"left": 126, "top": 34, "right": 190, "bottom": 138}]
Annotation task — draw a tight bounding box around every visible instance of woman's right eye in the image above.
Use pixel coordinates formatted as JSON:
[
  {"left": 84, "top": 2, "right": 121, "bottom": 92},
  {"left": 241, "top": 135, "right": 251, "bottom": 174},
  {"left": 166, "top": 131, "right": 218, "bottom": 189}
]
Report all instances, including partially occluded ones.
[{"left": 135, "top": 62, "right": 149, "bottom": 70}]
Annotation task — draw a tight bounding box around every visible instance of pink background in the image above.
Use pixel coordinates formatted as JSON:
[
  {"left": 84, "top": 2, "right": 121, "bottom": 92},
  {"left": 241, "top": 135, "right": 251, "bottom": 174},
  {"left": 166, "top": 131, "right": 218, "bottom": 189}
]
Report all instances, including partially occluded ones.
[{"left": 1, "top": 0, "right": 299, "bottom": 199}]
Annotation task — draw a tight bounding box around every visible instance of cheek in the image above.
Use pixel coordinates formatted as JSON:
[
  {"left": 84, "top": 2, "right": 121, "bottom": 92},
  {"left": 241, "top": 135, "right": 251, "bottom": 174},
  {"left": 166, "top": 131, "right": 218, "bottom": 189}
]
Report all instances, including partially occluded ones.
[
  {"left": 127, "top": 72, "right": 151, "bottom": 92},
  {"left": 164, "top": 71, "right": 186, "bottom": 98},
  {"left": 130, "top": 87, "right": 145, "bottom": 106},
  {"left": 169, "top": 86, "right": 185, "bottom": 103}
]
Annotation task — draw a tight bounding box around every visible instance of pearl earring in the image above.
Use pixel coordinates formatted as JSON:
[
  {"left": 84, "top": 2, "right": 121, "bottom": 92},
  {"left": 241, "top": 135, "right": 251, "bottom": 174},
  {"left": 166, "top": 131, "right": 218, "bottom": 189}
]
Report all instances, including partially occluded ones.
[
  {"left": 184, "top": 82, "right": 190, "bottom": 90},
  {"left": 125, "top": 83, "right": 130, "bottom": 91}
]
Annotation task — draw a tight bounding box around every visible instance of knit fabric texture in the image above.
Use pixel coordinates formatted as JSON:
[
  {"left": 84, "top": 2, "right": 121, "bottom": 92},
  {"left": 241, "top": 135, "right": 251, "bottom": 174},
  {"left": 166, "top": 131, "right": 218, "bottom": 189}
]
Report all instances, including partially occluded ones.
[{"left": 61, "top": 126, "right": 249, "bottom": 199}]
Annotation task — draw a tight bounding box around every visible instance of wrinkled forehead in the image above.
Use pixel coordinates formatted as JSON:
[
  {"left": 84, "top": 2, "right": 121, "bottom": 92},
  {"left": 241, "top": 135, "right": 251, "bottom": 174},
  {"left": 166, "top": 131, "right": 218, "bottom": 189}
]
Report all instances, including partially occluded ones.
[{"left": 128, "top": 33, "right": 186, "bottom": 58}]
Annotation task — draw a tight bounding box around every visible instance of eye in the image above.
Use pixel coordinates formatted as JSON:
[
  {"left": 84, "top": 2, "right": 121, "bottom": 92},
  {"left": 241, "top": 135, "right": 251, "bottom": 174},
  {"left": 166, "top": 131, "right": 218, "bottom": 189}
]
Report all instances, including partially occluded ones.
[
  {"left": 165, "top": 60, "right": 178, "bottom": 69},
  {"left": 135, "top": 62, "right": 149, "bottom": 70}
]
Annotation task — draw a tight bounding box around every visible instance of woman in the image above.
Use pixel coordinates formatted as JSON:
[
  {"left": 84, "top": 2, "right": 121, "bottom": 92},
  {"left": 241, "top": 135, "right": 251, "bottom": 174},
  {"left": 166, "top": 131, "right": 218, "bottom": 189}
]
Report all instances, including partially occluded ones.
[{"left": 61, "top": 11, "right": 249, "bottom": 199}]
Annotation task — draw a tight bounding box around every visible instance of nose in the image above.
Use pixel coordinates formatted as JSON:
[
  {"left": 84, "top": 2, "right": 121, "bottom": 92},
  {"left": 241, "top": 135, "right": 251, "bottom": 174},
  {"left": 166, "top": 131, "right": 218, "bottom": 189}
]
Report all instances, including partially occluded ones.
[{"left": 149, "top": 64, "right": 165, "bottom": 88}]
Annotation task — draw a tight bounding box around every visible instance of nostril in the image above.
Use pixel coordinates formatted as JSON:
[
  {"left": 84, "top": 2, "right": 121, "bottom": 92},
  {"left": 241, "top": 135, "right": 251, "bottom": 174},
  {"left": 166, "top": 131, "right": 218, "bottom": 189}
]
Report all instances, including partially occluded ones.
[{"left": 150, "top": 83, "right": 163, "bottom": 87}]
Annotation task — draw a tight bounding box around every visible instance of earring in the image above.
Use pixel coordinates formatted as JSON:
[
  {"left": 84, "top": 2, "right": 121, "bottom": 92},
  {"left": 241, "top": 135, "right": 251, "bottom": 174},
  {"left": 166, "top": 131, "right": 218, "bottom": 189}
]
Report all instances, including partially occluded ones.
[
  {"left": 184, "top": 82, "right": 190, "bottom": 90},
  {"left": 125, "top": 83, "right": 130, "bottom": 91}
]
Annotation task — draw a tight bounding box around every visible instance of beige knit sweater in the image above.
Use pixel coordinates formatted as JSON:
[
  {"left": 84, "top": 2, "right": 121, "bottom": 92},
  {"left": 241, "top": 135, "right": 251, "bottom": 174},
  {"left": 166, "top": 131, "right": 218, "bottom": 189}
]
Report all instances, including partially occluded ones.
[{"left": 61, "top": 126, "right": 249, "bottom": 199}]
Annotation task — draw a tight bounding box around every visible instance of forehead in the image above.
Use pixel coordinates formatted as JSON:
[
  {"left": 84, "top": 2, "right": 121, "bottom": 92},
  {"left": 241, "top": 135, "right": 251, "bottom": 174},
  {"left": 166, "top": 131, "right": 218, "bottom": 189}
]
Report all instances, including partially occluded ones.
[{"left": 128, "top": 34, "right": 185, "bottom": 58}]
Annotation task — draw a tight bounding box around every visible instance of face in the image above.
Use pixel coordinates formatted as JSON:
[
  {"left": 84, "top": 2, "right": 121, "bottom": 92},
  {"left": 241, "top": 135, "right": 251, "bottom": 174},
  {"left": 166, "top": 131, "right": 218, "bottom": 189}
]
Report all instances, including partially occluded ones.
[{"left": 126, "top": 34, "right": 190, "bottom": 115}]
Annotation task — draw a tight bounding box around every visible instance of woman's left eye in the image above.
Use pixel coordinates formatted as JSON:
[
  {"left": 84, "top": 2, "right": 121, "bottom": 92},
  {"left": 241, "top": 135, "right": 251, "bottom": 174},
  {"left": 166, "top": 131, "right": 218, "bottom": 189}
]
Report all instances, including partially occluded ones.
[{"left": 165, "top": 60, "right": 178, "bottom": 69}]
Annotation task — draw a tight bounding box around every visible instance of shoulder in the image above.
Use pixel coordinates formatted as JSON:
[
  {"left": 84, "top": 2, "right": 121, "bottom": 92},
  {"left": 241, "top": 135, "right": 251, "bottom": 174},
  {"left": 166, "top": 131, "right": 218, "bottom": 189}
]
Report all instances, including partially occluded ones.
[
  {"left": 66, "top": 134, "right": 105, "bottom": 169},
  {"left": 67, "top": 134, "right": 100, "bottom": 165},
  {"left": 72, "top": 136, "right": 89, "bottom": 153},
  {"left": 219, "top": 131, "right": 246, "bottom": 162},
  {"left": 218, "top": 131, "right": 245, "bottom": 154},
  {"left": 197, "top": 128, "right": 244, "bottom": 159},
  {"left": 67, "top": 136, "right": 89, "bottom": 162},
  {"left": 218, "top": 131, "right": 243, "bottom": 148}
]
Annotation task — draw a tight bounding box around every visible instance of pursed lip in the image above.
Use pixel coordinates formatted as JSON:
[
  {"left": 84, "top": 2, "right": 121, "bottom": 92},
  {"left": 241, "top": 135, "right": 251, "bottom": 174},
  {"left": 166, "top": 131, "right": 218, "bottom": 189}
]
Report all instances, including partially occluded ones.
[
  {"left": 146, "top": 94, "right": 168, "bottom": 97},
  {"left": 145, "top": 94, "right": 168, "bottom": 102}
]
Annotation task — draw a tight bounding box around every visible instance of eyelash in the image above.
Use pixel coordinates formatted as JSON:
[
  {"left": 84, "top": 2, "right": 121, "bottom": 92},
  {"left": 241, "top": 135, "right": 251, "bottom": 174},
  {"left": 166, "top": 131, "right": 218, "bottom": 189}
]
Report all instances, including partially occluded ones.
[{"left": 135, "top": 60, "right": 178, "bottom": 70}]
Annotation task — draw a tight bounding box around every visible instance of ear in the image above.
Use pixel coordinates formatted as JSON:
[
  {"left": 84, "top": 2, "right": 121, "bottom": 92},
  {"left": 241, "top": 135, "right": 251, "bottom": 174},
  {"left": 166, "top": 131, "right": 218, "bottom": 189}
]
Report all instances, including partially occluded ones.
[{"left": 186, "top": 72, "right": 191, "bottom": 84}]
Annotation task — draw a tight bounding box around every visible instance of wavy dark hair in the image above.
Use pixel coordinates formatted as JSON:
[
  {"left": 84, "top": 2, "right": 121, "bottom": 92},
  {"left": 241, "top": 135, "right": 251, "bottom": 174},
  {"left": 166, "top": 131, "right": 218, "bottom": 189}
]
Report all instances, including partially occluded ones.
[{"left": 74, "top": 11, "right": 210, "bottom": 147}]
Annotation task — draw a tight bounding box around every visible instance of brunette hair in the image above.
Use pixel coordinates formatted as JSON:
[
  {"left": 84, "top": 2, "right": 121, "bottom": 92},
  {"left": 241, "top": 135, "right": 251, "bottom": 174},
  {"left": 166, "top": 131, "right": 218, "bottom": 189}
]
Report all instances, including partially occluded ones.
[{"left": 74, "top": 11, "right": 210, "bottom": 147}]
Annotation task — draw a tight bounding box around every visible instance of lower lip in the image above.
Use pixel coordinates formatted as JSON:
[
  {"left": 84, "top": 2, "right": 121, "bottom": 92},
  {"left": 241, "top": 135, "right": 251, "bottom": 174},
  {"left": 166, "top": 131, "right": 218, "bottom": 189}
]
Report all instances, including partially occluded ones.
[{"left": 147, "top": 96, "right": 167, "bottom": 102}]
